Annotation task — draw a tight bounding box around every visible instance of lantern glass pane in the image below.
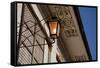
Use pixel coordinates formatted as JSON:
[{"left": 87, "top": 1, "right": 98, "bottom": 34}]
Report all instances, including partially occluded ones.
[
  {"left": 49, "top": 21, "right": 58, "bottom": 35},
  {"left": 57, "top": 23, "right": 60, "bottom": 37}
]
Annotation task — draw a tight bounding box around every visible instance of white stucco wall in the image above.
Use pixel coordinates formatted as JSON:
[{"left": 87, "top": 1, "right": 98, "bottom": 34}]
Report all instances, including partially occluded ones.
[{"left": 31, "top": 4, "right": 58, "bottom": 63}]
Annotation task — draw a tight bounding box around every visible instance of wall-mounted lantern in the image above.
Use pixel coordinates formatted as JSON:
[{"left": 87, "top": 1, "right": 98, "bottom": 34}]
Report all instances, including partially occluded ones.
[{"left": 48, "top": 16, "right": 60, "bottom": 40}]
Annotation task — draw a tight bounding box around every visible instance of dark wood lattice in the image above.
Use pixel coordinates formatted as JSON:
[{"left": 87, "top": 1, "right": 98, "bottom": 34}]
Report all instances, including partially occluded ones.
[{"left": 17, "top": 4, "right": 47, "bottom": 64}]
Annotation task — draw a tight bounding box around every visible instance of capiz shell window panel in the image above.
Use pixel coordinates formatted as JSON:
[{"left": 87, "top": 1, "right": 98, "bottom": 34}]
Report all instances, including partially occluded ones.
[{"left": 11, "top": 1, "right": 97, "bottom": 66}]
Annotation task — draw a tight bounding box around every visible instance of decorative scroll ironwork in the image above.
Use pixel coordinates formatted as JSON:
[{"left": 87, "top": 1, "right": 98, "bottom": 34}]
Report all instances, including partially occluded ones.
[{"left": 54, "top": 6, "right": 78, "bottom": 37}]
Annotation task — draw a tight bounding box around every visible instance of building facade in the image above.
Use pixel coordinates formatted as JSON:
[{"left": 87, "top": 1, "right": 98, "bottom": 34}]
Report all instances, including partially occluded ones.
[{"left": 16, "top": 3, "right": 91, "bottom": 65}]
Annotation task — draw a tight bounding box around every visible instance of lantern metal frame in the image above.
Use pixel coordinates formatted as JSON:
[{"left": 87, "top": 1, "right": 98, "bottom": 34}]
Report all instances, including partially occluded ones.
[{"left": 48, "top": 20, "right": 60, "bottom": 39}]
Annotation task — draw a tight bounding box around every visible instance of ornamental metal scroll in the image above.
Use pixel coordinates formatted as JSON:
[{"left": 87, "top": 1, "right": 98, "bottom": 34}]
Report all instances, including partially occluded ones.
[{"left": 54, "top": 6, "right": 78, "bottom": 37}]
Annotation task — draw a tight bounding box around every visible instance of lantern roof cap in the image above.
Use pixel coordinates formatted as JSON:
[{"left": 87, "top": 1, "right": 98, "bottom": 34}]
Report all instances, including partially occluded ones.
[{"left": 51, "top": 16, "right": 57, "bottom": 20}]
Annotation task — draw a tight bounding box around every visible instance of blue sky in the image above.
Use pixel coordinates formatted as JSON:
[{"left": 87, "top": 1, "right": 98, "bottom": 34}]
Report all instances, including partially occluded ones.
[{"left": 79, "top": 7, "right": 97, "bottom": 60}]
